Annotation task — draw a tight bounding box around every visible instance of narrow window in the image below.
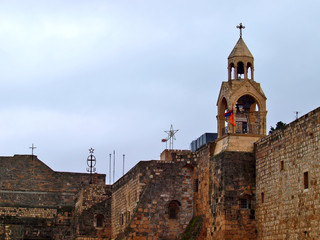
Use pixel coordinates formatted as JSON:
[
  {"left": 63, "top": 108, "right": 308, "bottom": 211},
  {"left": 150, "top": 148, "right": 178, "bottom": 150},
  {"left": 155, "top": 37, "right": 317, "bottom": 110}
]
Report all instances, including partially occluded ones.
[
  {"left": 96, "top": 214, "right": 104, "bottom": 228},
  {"left": 280, "top": 161, "right": 284, "bottom": 171},
  {"left": 240, "top": 199, "right": 248, "bottom": 209},
  {"left": 194, "top": 179, "right": 199, "bottom": 192},
  {"left": 261, "top": 192, "right": 264, "bottom": 203},
  {"left": 247, "top": 63, "right": 252, "bottom": 80},
  {"left": 304, "top": 171, "right": 309, "bottom": 189},
  {"left": 168, "top": 200, "right": 180, "bottom": 219},
  {"left": 212, "top": 201, "right": 216, "bottom": 214},
  {"left": 250, "top": 210, "right": 255, "bottom": 220}
]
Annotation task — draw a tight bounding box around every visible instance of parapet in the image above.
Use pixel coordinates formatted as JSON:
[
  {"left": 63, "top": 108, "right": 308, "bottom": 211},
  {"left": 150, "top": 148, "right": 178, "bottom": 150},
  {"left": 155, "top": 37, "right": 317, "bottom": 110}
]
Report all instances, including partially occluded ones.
[{"left": 160, "top": 149, "right": 191, "bottom": 161}]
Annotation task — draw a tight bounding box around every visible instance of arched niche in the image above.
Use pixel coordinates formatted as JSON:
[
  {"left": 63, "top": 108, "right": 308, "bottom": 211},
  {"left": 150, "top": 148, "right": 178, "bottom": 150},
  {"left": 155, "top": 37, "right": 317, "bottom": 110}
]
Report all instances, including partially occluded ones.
[{"left": 168, "top": 200, "right": 181, "bottom": 219}]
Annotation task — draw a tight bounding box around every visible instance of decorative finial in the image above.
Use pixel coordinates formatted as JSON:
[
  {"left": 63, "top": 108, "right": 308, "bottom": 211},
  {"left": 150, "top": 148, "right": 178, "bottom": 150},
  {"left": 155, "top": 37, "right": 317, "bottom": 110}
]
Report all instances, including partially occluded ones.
[
  {"left": 87, "top": 147, "right": 96, "bottom": 184},
  {"left": 164, "top": 124, "right": 179, "bottom": 150},
  {"left": 89, "top": 147, "right": 94, "bottom": 154},
  {"left": 236, "top": 23, "right": 245, "bottom": 38}
]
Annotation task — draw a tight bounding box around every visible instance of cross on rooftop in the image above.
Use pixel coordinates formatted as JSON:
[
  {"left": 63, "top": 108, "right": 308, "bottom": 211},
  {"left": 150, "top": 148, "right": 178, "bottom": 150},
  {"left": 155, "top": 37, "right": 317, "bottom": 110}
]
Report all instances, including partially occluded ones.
[
  {"left": 29, "top": 143, "right": 36, "bottom": 156},
  {"left": 237, "top": 23, "right": 245, "bottom": 38}
]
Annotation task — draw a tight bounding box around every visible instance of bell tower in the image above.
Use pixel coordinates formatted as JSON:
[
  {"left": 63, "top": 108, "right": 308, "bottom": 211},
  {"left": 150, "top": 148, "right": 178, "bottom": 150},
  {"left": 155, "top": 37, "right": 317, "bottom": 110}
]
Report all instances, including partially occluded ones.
[{"left": 217, "top": 23, "right": 267, "bottom": 139}]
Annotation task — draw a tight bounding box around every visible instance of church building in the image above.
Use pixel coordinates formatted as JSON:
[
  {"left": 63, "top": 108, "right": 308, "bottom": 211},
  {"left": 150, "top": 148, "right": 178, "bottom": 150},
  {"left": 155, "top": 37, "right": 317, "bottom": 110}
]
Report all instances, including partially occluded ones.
[{"left": 0, "top": 24, "right": 319, "bottom": 240}]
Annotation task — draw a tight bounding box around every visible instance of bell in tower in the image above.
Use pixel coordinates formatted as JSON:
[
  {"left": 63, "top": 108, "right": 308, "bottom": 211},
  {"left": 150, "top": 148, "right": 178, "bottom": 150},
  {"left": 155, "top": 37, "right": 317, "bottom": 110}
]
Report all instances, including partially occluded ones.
[{"left": 217, "top": 23, "right": 267, "bottom": 138}]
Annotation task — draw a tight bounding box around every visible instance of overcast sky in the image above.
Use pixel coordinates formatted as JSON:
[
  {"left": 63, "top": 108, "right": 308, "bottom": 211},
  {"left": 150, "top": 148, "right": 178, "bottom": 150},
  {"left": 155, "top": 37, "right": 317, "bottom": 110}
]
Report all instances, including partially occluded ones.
[{"left": 0, "top": 0, "right": 319, "bottom": 183}]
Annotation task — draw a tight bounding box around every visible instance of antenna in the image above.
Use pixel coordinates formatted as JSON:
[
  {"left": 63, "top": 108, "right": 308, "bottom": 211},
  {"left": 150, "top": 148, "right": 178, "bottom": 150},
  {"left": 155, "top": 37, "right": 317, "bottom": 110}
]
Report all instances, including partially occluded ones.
[
  {"left": 109, "top": 154, "right": 112, "bottom": 184},
  {"left": 122, "top": 154, "right": 125, "bottom": 176},
  {"left": 113, "top": 150, "right": 115, "bottom": 183}
]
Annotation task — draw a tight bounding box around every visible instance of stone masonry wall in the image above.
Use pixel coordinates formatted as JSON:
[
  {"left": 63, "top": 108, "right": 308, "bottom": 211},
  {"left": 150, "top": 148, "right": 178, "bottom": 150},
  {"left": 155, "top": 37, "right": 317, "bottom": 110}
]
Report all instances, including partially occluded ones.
[
  {"left": 111, "top": 161, "right": 149, "bottom": 239},
  {"left": 0, "top": 155, "right": 107, "bottom": 240},
  {"left": 192, "top": 142, "right": 256, "bottom": 240},
  {"left": 0, "top": 155, "right": 105, "bottom": 207},
  {"left": 192, "top": 142, "right": 215, "bottom": 239},
  {"left": 126, "top": 160, "right": 194, "bottom": 239},
  {"left": 209, "top": 151, "right": 256, "bottom": 240},
  {"left": 75, "top": 184, "right": 112, "bottom": 239},
  {"left": 256, "top": 107, "right": 320, "bottom": 240},
  {"left": 111, "top": 152, "right": 195, "bottom": 240}
]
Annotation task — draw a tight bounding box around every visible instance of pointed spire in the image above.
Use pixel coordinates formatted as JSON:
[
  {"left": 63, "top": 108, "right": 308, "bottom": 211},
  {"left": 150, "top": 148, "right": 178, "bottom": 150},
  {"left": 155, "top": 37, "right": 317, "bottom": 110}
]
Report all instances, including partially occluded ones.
[{"left": 228, "top": 37, "right": 253, "bottom": 59}]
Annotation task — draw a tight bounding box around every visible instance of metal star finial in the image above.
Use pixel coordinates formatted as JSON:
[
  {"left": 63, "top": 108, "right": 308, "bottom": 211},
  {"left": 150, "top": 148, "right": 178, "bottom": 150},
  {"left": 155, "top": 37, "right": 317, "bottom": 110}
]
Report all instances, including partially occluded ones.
[
  {"left": 164, "top": 124, "right": 179, "bottom": 149},
  {"left": 89, "top": 148, "right": 95, "bottom": 154}
]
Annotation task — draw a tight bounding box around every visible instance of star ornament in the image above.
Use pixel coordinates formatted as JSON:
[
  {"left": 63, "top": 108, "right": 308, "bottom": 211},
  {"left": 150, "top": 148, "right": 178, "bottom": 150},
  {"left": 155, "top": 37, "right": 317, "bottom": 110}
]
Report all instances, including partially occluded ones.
[
  {"left": 165, "top": 124, "right": 179, "bottom": 140},
  {"left": 89, "top": 148, "right": 95, "bottom": 154}
]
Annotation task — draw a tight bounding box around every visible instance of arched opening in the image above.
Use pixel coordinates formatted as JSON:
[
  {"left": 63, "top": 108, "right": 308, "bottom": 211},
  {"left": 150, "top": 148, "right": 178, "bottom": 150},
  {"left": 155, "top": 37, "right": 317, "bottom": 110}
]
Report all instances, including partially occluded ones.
[
  {"left": 237, "top": 61, "right": 244, "bottom": 79},
  {"left": 168, "top": 200, "right": 181, "bottom": 219},
  {"left": 96, "top": 214, "right": 104, "bottom": 228},
  {"left": 247, "top": 62, "right": 252, "bottom": 80},
  {"left": 235, "top": 95, "right": 261, "bottom": 135},
  {"left": 218, "top": 98, "right": 228, "bottom": 136},
  {"left": 229, "top": 63, "right": 235, "bottom": 80}
]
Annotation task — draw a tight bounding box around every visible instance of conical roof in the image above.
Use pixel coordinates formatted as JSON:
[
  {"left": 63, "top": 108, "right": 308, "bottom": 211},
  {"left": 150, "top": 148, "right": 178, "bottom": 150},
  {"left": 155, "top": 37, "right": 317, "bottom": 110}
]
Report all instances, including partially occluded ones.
[{"left": 228, "top": 37, "right": 253, "bottom": 59}]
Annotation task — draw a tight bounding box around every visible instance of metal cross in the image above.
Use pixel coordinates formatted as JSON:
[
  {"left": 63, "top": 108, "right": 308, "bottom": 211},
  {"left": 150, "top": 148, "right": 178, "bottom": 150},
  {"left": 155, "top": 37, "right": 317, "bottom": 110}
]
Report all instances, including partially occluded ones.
[
  {"left": 236, "top": 23, "right": 245, "bottom": 38},
  {"left": 29, "top": 144, "right": 36, "bottom": 156},
  {"left": 87, "top": 147, "right": 96, "bottom": 184}
]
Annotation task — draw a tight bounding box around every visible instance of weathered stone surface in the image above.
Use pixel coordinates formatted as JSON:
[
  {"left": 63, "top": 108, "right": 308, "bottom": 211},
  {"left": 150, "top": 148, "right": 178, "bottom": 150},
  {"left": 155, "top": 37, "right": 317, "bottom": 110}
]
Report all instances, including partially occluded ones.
[{"left": 256, "top": 107, "right": 320, "bottom": 240}]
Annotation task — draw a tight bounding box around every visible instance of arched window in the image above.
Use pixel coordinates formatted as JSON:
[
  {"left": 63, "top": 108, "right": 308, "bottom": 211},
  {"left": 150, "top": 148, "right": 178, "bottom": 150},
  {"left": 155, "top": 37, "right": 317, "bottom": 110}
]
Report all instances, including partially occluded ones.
[
  {"left": 96, "top": 214, "right": 104, "bottom": 228},
  {"left": 168, "top": 200, "right": 180, "bottom": 219},
  {"left": 237, "top": 61, "right": 244, "bottom": 79},
  {"left": 229, "top": 63, "right": 235, "bottom": 80},
  {"left": 247, "top": 62, "right": 252, "bottom": 80}
]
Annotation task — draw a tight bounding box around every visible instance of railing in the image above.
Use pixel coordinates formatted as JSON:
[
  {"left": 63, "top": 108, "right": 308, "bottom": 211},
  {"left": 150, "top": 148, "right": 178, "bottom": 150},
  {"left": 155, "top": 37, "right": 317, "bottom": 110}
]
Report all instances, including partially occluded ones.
[
  {"left": 235, "top": 122, "right": 261, "bottom": 135},
  {"left": 221, "top": 111, "right": 262, "bottom": 136}
]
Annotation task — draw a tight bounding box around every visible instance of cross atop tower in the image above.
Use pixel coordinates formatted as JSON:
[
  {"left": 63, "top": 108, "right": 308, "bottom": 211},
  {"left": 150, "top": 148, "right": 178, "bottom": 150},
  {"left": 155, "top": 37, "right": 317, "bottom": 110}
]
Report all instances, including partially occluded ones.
[{"left": 236, "top": 23, "right": 245, "bottom": 38}]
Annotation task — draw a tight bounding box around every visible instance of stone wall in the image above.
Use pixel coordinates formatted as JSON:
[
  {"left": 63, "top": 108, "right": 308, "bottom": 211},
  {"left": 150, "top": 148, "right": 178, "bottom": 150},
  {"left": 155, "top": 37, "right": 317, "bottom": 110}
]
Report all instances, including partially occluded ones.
[
  {"left": 112, "top": 152, "right": 195, "bottom": 240},
  {"left": 75, "top": 184, "right": 112, "bottom": 239},
  {"left": 210, "top": 151, "right": 256, "bottom": 240},
  {"left": 111, "top": 161, "right": 149, "bottom": 238},
  {"left": 191, "top": 140, "right": 257, "bottom": 240},
  {"left": 192, "top": 142, "right": 214, "bottom": 239},
  {"left": 0, "top": 155, "right": 107, "bottom": 240},
  {"left": 0, "top": 155, "right": 105, "bottom": 207},
  {"left": 256, "top": 107, "right": 320, "bottom": 239},
  {"left": 0, "top": 205, "right": 74, "bottom": 239}
]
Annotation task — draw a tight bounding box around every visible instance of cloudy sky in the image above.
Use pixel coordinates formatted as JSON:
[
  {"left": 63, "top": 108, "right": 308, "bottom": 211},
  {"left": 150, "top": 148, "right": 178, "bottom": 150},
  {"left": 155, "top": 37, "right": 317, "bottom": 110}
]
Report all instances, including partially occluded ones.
[{"left": 0, "top": 0, "right": 319, "bottom": 183}]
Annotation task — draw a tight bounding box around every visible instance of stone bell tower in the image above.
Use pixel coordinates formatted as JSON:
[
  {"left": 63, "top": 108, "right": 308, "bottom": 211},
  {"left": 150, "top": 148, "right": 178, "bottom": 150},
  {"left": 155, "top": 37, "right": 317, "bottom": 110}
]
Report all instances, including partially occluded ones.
[
  {"left": 216, "top": 23, "right": 267, "bottom": 140},
  {"left": 208, "top": 24, "right": 267, "bottom": 240}
]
